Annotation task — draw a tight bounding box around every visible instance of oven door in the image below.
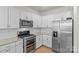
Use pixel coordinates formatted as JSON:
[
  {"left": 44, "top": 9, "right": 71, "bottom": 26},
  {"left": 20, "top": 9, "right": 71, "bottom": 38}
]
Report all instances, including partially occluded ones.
[
  {"left": 26, "top": 43, "right": 36, "bottom": 53},
  {"left": 23, "top": 42, "right": 36, "bottom": 53},
  {"left": 23, "top": 37, "right": 36, "bottom": 53}
]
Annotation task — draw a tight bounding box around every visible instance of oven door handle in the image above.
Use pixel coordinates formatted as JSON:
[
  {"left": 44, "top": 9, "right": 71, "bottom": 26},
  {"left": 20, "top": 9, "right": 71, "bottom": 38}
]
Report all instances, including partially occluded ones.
[{"left": 26, "top": 42, "right": 36, "bottom": 48}]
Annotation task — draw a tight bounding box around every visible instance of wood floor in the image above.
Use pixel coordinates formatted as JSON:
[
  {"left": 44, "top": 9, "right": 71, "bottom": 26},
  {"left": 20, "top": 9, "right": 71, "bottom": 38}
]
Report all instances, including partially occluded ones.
[{"left": 35, "top": 46, "right": 54, "bottom": 53}]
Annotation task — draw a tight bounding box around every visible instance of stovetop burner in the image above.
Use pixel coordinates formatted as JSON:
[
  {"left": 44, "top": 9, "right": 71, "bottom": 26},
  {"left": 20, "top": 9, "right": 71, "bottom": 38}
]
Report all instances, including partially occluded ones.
[
  {"left": 18, "top": 34, "right": 36, "bottom": 38},
  {"left": 18, "top": 30, "right": 36, "bottom": 39}
]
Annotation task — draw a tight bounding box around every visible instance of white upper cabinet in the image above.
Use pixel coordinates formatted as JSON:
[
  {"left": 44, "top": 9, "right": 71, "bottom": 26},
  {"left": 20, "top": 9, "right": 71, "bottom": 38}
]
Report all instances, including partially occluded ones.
[
  {"left": 47, "top": 15, "right": 53, "bottom": 28},
  {"left": 42, "top": 35, "right": 48, "bottom": 46},
  {"left": 37, "top": 16, "right": 42, "bottom": 27},
  {"left": 36, "top": 35, "right": 42, "bottom": 48},
  {"left": 21, "top": 11, "right": 28, "bottom": 20},
  {"left": 41, "top": 16, "right": 48, "bottom": 28},
  {"left": 8, "top": 7, "right": 20, "bottom": 28},
  {"left": 32, "top": 14, "right": 38, "bottom": 28},
  {"left": 21, "top": 11, "right": 33, "bottom": 21},
  {"left": 32, "top": 14, "right": 41, "bottom": 28},
  {"left": 0, "top": 7, "right": 8, "bottom": 29},
  {"left": 47, "top": 36, "right": 52, "bottom": 48},
  {"left": 27, "top": 13, "right": 33, "bottom": 21}
]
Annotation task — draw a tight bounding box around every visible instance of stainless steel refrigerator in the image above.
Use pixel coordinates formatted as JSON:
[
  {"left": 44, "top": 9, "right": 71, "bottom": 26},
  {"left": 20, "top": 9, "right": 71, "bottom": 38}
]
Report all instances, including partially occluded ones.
[{"left": 52, "top": 19, "right": 73, "bottom": 53}]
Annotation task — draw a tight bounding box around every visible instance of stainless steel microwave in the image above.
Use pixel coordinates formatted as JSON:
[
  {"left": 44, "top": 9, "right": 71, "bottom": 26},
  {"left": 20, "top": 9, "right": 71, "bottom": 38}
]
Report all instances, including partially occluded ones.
[{"left": 20, "top": 19, "right": 33, "bottom": 28}]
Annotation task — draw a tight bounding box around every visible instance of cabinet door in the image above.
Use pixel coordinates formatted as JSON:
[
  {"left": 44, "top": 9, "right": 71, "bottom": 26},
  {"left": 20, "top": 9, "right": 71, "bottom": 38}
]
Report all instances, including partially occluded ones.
[
  {"left": 15, "top": 40, "right": 23, "bottom": 53},
  {"left": 32, "top": 14, "right": 38, "bottom": 28},
  {"left": 42, "top": 16, "right": 48, "bottom": 27},
  {"left": 0, "top": 43, "right": 16, "bottom": 53},
  {"left": 36, "top": 36, "right": 40, "bottom": 48},
  {"left": 48, "top": 18, "right": 53, "bottom": 28},
  {"left": 42, "top": 35, "right": 48, "bottom": 46},
  {"left": 9, "top": 43, "right": 16, "bottom": 53},
  {"left": 47, "top": 36, "right": 52, "bottom": 48},
  {"left": 0, "top": 6, "right": 8, "bottom": 28},
  {"left": 40, "top": 35, "right": 43, "bottom": 46},
  {"left": 0, "top": 45, "right": 9, "bottom": 53},
  {"left": 36, "top": 35, "right": 42, "bottom": 48},
  {"left": 21, "top": 11, "right": 28, "bottom": 20},
  {"left": 21, "top": 11, "right": 32, "bottom": 20},
  {"left": 9, "top": 7, "right": 20, "bottom": 28},
  {"left": 26, "top": 12, "right": 33, "bottom": 20}
]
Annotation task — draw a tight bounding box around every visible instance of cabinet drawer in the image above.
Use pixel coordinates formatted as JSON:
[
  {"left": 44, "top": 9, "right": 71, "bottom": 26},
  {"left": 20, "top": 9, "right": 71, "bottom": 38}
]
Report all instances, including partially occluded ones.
[
  {"left": 15, "top": 40, "right": 23, "bottom": 45},
  {"left": 0, "top": 43, "right": 15, "bottom": 53},
  {"left": 16, "top": 47, "right": 23, "bottom": 53},
  {"left": 0, "top": 46, "right": 6, "bottom": 52},
  {"left": 15, "top": 40, "right": 23, "bottom": 53},
  {"left": 0, "top": 49, "right": 10, "bottom": 53}
]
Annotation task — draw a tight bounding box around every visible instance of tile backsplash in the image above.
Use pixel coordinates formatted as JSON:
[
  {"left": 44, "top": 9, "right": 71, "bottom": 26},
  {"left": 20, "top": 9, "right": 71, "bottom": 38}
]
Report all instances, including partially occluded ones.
[{"left": 0, "top": 29, "right": 18, "bottom": 40}]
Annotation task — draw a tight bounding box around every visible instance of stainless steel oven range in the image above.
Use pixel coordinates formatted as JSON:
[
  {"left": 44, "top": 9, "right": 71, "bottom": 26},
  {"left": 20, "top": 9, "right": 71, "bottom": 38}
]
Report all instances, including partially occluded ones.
[
  {"left": 18, "top": 30, "right": 36, "bottom": 53},
  {"left": 23, "top": 35, "right": 36, "bottom": 53}
]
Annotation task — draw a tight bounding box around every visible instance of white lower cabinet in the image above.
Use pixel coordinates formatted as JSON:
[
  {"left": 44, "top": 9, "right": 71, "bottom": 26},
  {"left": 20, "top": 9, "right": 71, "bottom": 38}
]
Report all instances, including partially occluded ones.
[
  {"left": 0, "top": 43, "right": 15, "bottom": 53},
  {"left": 15, "top": 40, "right": 23, "bottom": 53},
  {"left": 36, "top": 34, "right": 52, "bottom": 49},
  {"left": 0, "top": 40, "right": 23, "bottom": 53},
  {"left": 47, "top": 36, "right": 52, "bottom": 48},
  {"left": 36, "top": 35, "right": 42, "bottom": 49},
  {"left": 8, "top": 43, "right": 16, "bottom": 53},
  {"left": 42, "top": 35, "right": 52, "bottom": 48},
  {"left": 41, "top": 16, "right": 48, "bottom": 28},
  {"left": 42, "top": 35, "right": 48, "bottom": 46},
  {"left": 32, "top": 14, "right": 38, "bottom": 28}
]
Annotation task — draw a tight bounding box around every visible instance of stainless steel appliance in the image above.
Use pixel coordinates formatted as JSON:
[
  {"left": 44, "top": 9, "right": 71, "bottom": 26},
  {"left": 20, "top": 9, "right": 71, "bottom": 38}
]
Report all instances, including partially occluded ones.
[
  {"left": 20, "top": 19, "right": 33, "bottom": 28},
  {"left": 59, "top": 20, "right": 72, "bottom": 53},
  {"left": 18, "top": 30, "right": 36, "bottom": 53},
  {"left": 52, "top": 20, "right": 60, "bottom": 52},
  {"left": 52, "top": 18, "right": 73, "bottom": 53}
]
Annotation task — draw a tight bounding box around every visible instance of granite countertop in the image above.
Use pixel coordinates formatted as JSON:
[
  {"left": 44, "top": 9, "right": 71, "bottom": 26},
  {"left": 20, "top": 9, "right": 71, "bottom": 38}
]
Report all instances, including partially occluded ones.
[
  {"left": 0, "top": 37, "right": 22, "bottom": 46},
  {"left": 35, "top": 32, "right": 49, "bottom": 36}
]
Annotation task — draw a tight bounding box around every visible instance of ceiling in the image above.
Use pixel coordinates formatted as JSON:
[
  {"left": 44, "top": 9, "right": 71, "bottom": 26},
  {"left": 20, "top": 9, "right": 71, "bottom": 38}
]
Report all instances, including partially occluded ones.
[{"left": 28, "top": 6, "right": 63, "bottom": 12}]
